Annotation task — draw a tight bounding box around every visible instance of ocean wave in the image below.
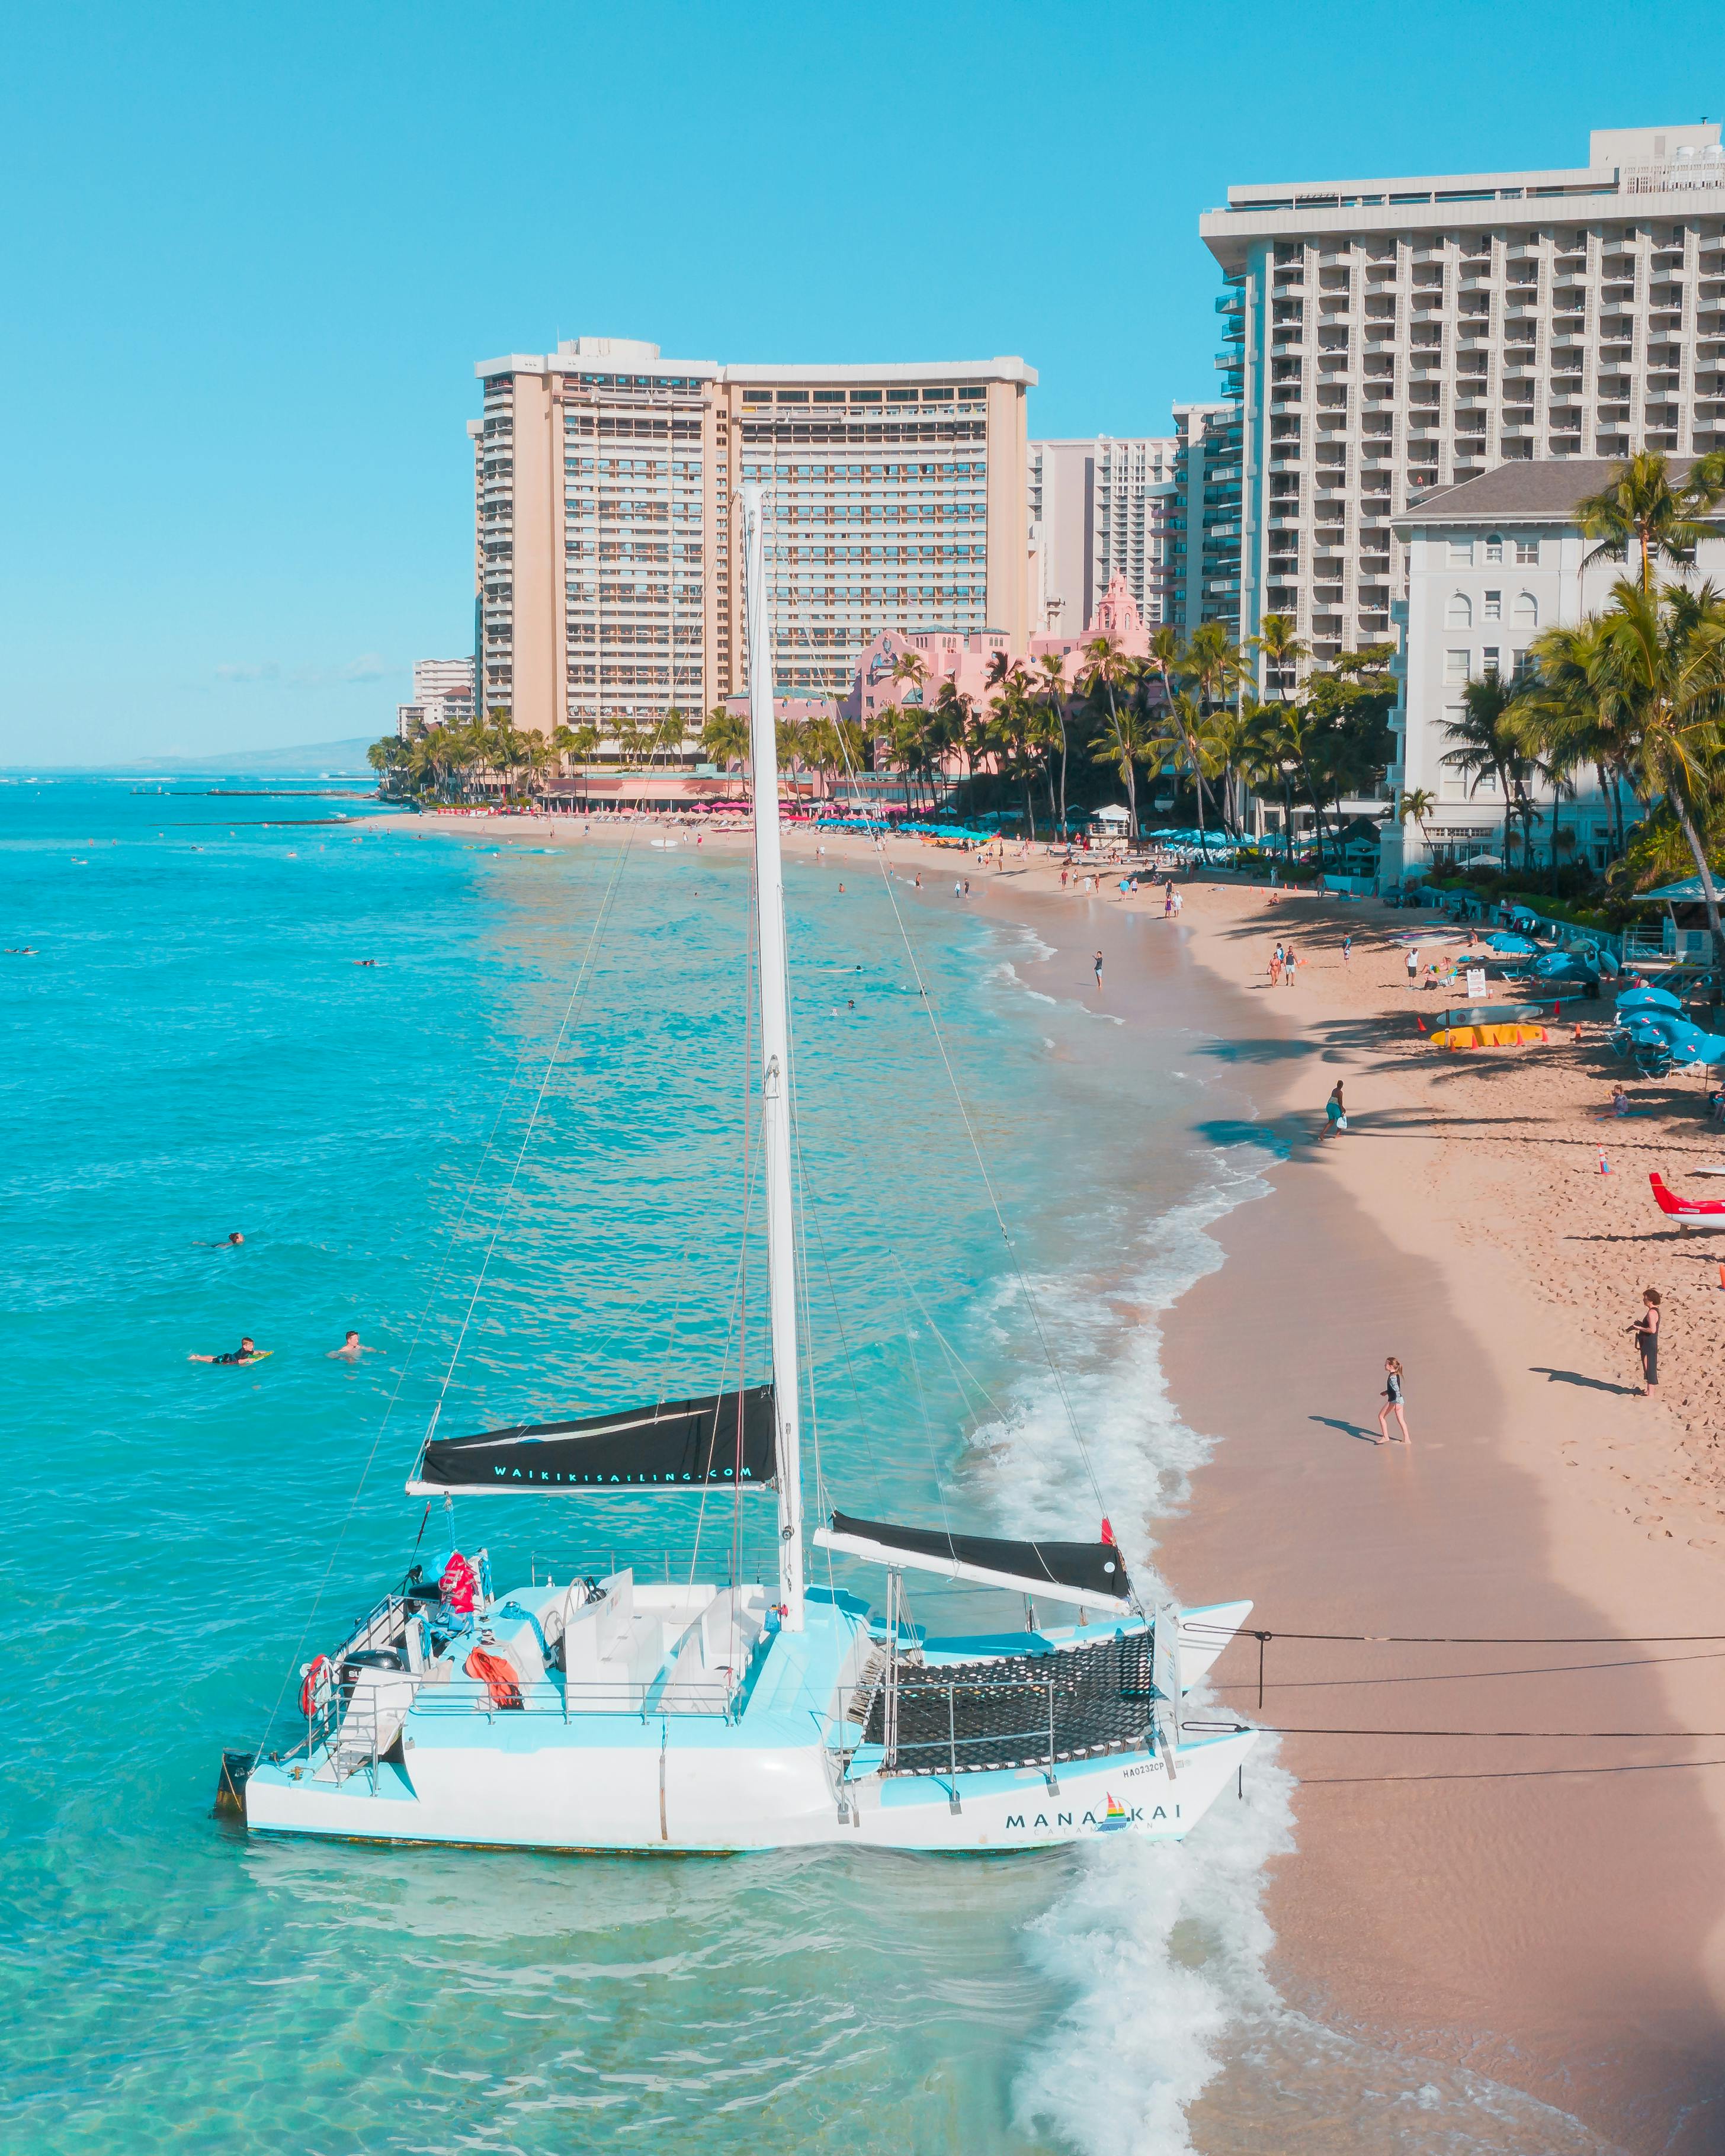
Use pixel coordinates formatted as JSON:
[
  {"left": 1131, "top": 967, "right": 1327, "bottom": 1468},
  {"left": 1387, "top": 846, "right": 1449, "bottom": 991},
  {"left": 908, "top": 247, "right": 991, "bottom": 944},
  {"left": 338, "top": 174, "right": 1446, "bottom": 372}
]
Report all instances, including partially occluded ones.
[{"left": 954, "top": 1152, "right": 1287, "bottom": 2149}]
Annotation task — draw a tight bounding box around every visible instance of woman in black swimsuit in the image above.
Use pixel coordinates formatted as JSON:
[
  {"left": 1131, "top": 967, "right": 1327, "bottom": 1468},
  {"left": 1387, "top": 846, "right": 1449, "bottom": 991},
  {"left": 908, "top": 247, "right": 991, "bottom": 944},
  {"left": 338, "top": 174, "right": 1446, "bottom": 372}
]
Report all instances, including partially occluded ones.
[
  {"left": 1375, "top": 1356, "right": 1410, "bottom": 1445},
  {"left": 1630, "top": 1289, "right": 1661, "bottom": 1398}
]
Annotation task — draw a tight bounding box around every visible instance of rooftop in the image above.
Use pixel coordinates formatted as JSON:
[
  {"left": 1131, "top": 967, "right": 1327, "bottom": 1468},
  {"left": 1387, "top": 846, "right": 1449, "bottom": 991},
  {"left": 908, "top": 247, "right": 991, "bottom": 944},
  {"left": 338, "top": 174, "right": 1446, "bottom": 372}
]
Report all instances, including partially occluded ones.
[
  {"left": 1392, "top": 458, "right": 1702, "bottom": 528},
  {"left": 475, "top": 344, "right": 1036, "bottom": 387},
  {"left": 1202, "top": 123, "right": 1725, "bottom": 265}
]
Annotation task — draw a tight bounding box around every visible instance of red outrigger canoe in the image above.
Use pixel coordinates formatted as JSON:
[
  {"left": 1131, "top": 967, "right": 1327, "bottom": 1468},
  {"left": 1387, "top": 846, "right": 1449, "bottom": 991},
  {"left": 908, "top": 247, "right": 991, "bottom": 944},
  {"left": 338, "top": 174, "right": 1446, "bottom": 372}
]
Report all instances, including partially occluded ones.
[{"left": 1649, "top": 1172, "right": 1725, "bottom": 1224}]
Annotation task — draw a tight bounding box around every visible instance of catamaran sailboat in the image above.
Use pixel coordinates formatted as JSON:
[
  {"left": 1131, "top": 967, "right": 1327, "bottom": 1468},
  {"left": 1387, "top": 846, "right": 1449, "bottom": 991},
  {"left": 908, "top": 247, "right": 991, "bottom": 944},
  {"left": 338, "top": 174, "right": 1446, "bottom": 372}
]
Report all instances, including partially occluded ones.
[{"left": 230, "top": 486, "right": 1259, "bottom": 1854}]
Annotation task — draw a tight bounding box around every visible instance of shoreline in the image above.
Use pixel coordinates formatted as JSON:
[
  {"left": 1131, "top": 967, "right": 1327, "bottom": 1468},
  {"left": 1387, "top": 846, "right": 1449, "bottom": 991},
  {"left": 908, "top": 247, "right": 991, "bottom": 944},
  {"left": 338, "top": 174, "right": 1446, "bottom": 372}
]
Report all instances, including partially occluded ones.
[{"left": 366, "top": 806, "right": 1725, "bottom": 2148}]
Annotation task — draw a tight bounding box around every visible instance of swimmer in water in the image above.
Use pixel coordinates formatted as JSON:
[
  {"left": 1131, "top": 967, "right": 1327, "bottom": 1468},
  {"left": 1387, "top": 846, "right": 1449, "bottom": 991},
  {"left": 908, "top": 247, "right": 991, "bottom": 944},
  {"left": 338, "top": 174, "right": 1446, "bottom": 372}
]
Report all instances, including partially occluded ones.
[
  {"left": 190, "top": 1336, "right": 268, "bottom": 1365},
  {"left": 328, "top": 1329, "right": 364, "bottom": 1360},
  {"left": 196, "top": 1231, "right": 245, "bottom": 1247}
]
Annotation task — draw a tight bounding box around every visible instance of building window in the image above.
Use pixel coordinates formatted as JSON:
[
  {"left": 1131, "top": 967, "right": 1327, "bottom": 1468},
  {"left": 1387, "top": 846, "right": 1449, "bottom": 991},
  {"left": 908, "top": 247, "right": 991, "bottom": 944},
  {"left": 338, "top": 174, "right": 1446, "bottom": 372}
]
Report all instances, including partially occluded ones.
[
  {"left": 1514, "top": 591, "right": 1538, "bottom": 627},
  {"left": 1486, "top": 534, "right": 1504, "bottom": 563},
  {"left": 1446, "top": 592, "right": 1473, "bottom": 627},
  {"left": 1516, "top": 538, "right": 1540, "bottom": 564},
  {"left": 1444, "top": 649, "right": 1470, "bottom": 685},
  {"left": 1448, "top": 537, "right": 1475, "bottom": 566},
  {"left": 1484, "top": 589, "right": 1502, "bottom": 621}
]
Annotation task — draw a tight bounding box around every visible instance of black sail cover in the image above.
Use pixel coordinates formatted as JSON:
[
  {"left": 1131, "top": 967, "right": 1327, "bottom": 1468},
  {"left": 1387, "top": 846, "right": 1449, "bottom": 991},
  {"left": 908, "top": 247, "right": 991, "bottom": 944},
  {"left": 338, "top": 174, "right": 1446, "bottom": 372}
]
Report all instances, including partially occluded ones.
[
  {"left": 410, "top": 1385, "right": 777, "bottom": 1493},
  {"left": 826, "top": 1510, "right": 1131, "bottom": 1604}
]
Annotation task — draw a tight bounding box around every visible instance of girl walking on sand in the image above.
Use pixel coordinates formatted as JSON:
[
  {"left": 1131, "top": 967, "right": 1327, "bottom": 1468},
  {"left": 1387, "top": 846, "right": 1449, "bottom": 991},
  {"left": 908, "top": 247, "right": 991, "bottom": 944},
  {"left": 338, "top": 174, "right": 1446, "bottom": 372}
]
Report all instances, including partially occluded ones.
[
  {"left": 1630, "top": 1288, "right": 1662, "bottom": 1397},
  {"left": 1375, "top": 1358, "right": 1410, "bottom": 1445}
]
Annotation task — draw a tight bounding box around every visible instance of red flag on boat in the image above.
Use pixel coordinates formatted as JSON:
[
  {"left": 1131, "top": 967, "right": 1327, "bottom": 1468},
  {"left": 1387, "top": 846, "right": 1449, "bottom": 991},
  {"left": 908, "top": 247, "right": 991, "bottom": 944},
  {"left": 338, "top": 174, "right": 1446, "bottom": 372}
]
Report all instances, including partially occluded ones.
[{"left": 1100, "top": 1517, "right": 1116, "bottom": 1545}]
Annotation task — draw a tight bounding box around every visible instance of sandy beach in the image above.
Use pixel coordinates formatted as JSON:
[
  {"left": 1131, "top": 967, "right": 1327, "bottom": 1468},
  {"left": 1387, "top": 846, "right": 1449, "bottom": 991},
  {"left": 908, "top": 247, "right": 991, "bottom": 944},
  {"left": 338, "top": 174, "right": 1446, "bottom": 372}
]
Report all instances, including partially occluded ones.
[{"left": 368, "top": 806, "right": 1725, "bottom": 2149}]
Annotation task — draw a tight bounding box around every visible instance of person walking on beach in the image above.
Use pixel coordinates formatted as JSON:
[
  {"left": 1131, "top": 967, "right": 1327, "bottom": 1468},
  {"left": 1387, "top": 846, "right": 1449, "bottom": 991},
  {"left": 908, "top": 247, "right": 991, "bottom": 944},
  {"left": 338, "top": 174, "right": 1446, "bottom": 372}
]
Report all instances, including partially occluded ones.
[
  {"left": 1375, "top": 1358, "right": 1410, "bottom": 1445},
  {"left": 1283, "top": 941, "right": 1297, "bottom": 984},
  {"left": 1342, "top": 933, "right": 1352, "bottom": 964},
  {"left": 1321, "top": 1080, "right": 1346, "bottom": 1140},
  {"left": 1406, "top": 947, "right": 1419, "bottom": 987},
  {"left": 1271, "top": 940, "right": 1284, "bottom": 987},
  {"left": 1630, "top": 1289, "right": 1662, "bottom": 1398},
  {"left": 1093, "top": 949, "right": 1104, "bottom": 992}
]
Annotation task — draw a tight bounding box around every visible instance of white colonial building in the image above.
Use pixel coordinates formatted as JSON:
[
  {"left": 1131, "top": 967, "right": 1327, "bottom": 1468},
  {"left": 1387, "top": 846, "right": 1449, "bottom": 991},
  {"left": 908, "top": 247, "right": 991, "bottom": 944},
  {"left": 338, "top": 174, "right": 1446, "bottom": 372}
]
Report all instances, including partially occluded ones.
[{"left": 1383, "top": 458, "right": 1725, "bottom": 881}]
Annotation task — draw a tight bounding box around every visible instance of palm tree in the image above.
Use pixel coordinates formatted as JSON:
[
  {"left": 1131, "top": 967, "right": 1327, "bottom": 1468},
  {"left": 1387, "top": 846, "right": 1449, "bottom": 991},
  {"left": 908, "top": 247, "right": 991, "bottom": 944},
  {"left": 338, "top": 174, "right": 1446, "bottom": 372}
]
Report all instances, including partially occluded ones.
[
  {"left": 700, "top": 707, "right": 751, "bottom": 789},
  {"left": 889, "top": 650, "right": 927, "bottom": 713},
  {"left": 1574, "top": 451, "right": 1722, "bottom": 594},
  {"left": 1396, "top": 786, "right": 1437, "bottom": 866},
  {"left": 1251, "top": 612, "right": 1309, "bottom": 702},
  {"left": 1089, "top": 695, "right": 1153, "bottom": 838},
  {"left": 1076, "top": 635, "right": 1140, "bottom": 823},
  {"left": 1593, "top": 576, "right": 1725, "bottom": 960},
  {"left": 1441, "top": 672, "right": 1527, "bottom": 868},
  {"left": 1185, "top": 620, "right": 1246, "bottom": 714},
  {"left": 367, "top": 736, "right": 405, "bottom": 795},
  {"left": 1142, "top": 624, "right": 1224, "bottom": 831},
  {"left": 1519, "top": 618, "right": 1639, "bottom": 861},
  {"left": 655, "top": 708, "right": 688, "bottom": 769},
  {"left": 1034, "top": 653, "right": 1072, "bottom": 835},
  {"left": 883, "top": 702, "right": 921, "bottom": 814},
  {"left": 919, "top": 688, "right": 967, "bottom": 816}
]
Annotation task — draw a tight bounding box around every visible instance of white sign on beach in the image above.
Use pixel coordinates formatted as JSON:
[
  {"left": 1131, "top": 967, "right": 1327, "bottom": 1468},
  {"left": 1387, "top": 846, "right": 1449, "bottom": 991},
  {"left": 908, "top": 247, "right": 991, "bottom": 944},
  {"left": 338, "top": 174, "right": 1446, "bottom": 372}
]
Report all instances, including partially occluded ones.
[{"left": 1466, "top": 968, "right": 1487, "bottom": 999}]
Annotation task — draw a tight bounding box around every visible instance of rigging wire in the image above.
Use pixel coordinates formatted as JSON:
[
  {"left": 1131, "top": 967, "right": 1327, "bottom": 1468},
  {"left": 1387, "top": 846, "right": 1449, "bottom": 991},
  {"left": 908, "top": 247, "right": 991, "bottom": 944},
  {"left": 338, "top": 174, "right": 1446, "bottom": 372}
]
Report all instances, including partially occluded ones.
[
  {"left": 832, "top": 733, "right": 1110, "bottom": 1524},
  {"left": 1213, "top": 1647, "right": 1725, "bottom": 1691},
  {"left": 1188, "top": 1720, "right": 1725, "bottom": 1740},
  {"left": 1300, "top": 1759, "right": 1725, "bottom": 1786},
  {"left": 254, "top": 840, "right": 631, "bottom": 1751},
  {"left": 1187, "top": 1624, "right": 1725, "bottom": 1647},
  {"left": 690, "top": 862, "right": 762, "bottom": 1596},
  {"left": 421, "top": 841, "right": 633, "bottom": 1449}
]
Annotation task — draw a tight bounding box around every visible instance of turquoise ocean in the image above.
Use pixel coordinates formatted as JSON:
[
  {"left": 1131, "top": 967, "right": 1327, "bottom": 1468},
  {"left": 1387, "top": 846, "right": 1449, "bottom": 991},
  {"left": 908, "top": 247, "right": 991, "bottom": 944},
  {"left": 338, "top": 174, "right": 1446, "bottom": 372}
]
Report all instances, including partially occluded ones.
[{"left": 1, "top": 781, "right": 1620, "bottom": 2153}]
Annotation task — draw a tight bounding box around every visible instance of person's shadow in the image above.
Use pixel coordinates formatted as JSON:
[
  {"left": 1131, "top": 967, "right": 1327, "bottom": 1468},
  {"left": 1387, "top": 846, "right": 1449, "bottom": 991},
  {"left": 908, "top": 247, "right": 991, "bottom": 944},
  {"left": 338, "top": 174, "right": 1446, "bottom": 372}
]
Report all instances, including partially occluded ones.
[
  {"left": 1310, "top": 1414, "right": 1383, "bottom": 1444},
  {"left": 1528, "top": 1366, "right": 1640, "bottom": 1397}
]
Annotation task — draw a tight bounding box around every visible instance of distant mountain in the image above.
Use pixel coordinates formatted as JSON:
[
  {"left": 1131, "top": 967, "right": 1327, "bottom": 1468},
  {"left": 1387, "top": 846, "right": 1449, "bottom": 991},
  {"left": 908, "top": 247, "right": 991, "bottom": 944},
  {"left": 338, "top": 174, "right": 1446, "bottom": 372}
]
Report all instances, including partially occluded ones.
[{"left": 86, "top": 737, "right": 379, "bottom": 778}]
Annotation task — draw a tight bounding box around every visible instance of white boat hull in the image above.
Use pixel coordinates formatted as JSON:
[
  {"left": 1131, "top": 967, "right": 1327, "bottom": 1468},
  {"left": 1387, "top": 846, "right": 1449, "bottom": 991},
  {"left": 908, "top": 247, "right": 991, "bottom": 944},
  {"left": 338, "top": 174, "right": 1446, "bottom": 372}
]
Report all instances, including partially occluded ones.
[{"left": 244, "top": 1727, "right": 1253, "bottom": 1853}]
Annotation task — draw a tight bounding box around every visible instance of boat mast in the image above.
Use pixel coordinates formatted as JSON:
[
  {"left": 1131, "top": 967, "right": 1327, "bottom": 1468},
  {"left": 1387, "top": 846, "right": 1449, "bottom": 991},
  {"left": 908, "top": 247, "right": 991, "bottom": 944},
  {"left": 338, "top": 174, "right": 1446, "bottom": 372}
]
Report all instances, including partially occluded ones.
[{"left": 741, "top": 482, "right": 806, "bottom": 1631}]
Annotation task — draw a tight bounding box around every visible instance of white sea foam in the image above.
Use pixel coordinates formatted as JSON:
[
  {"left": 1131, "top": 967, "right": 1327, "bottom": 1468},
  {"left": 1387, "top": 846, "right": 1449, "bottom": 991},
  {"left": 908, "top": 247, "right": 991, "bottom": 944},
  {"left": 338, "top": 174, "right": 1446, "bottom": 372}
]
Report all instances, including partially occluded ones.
[
  {"left": 953, "top": 1154, "right": 1290, "bottom": 2150},
  {"left": 963, "top": 1160, "right": 1614, "bottom": 2155}
]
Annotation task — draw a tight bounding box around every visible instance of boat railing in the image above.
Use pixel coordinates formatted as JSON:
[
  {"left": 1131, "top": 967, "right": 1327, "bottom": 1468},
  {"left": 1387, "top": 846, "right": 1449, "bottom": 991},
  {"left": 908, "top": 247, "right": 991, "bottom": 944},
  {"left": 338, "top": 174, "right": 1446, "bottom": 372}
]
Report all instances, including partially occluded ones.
[
  {"left": 280, "top": 1670, "right": 741, "bottom": 1779},
  {"left": 413, "top": 1674, "right": 738, "bottom": 1719}
]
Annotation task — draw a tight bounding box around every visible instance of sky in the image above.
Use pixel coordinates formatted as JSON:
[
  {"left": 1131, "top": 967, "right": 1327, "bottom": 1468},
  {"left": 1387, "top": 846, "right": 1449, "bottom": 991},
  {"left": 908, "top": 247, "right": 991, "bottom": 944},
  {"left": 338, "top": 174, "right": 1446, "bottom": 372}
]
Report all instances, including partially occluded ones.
[{"left": 0, "top": 0, "right": 1711, "bottom": 763}]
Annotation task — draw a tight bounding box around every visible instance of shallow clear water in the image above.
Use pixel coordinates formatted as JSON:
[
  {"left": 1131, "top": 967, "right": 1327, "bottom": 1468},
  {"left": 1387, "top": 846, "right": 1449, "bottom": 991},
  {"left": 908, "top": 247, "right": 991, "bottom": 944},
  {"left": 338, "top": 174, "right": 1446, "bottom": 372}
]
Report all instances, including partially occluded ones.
[{"left": 0, "top": 784, "right": 1621, "bottom": 2152}]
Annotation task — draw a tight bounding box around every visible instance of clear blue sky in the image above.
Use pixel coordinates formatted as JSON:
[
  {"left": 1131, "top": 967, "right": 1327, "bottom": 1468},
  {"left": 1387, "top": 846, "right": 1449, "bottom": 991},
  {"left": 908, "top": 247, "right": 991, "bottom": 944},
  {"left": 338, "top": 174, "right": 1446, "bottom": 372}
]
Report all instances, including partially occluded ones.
[{"left": 0, "top": 0, "right": 1708, "bottom": 762}]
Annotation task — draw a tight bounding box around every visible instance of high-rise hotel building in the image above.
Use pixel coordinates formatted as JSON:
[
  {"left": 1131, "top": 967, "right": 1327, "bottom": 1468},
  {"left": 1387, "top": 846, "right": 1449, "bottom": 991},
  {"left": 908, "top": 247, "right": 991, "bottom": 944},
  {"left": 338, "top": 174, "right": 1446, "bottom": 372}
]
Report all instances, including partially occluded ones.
[
  {"left": 1200, "top": 121, "right": 1725, "bottom": 670},
  {"left": 471, "top": 335, "right": 1034, "bottom": 736},
  {"left": 1027, "top": 436, "right": 1176, "bottom": 636}
]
